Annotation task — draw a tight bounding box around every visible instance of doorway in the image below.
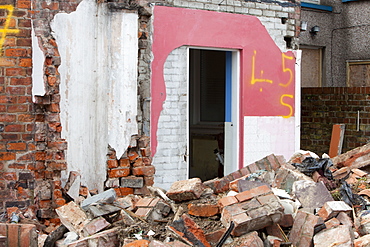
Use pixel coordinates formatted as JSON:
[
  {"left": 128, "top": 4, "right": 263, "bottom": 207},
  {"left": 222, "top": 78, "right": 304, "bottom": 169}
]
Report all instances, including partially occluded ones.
[{"left": 189, "top": 49, "right": 237, "bottom": 181}]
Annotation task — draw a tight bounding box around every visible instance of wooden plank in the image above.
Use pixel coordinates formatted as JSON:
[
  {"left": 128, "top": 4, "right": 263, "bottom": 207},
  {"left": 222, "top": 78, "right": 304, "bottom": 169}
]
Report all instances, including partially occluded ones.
[{"left": 329, "top": 124, "right": 345, "bottom": 158}]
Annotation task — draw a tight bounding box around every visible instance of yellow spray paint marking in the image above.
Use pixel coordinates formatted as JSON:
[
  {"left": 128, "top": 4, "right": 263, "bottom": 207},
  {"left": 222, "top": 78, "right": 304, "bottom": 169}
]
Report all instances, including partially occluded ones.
[
  {"left": 279, "top": 53, "right": 294, "bottom": 87},
  {"left": 280, "top": 94, "right": 294, "bottom": 118},
  {"left": 0, "top": 5, "right": 20, "bottom": 54},
  {"left": 251, "top": 50, "right": 273, "bottom": 91}
]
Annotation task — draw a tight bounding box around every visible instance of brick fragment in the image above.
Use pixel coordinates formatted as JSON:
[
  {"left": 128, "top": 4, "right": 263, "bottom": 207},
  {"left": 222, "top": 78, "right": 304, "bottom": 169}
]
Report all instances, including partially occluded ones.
[
  {"left": 188, "top": 203, "right": 220, "bottom": 217},
  {"left": 235, "top": 185, "right": 271, "bottom": 202},
  {"left": 289, "top": 210, "right": 319, "bottom": 247},
  {"left": 218, "top": 196, "right": 238, "bottom": 209},
  {"left": 166, "top": 178, "right": 204, "bottom": 202},
  {"left": 205, "top": 228, "right": 226, "bottom": 246},
  {"left": 55, "top": 201, "right": 89, "bottom": 235},
  {"left": 313, "top": 225, "right": 354, "bottom": 247},
  {"left": 317, "top": 201, "right": 352, "bottom": 221},
  {"left": 132, "top": 165, "right": 155, "bottom": 176},
  {"left": 82, "top": 216, "right": 110, "bottom": 237},
  {"left": 324, "top": 217, "right": 340, "bottom": 229},
  {"left": 121, "top": 176, "right": 144, "bottom": 188},
  {"left": 237, "top": 231, "right": 264, "bottom": 247},
  {"left": 168, "top": 214, "right": 211, "bottom": 247}
]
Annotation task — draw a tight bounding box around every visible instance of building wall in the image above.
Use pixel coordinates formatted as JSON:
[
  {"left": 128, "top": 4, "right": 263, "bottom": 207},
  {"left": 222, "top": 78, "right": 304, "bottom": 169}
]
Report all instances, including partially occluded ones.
[
  {"left": 51, "top": 0, "right": 138, "bottom": 191},
  {"left": 300, "top": 0, "right": 370, "bottom": 87},
  {"left": 153, "top": 47, "right": 188, "bottom": 189},
  {"left": 301, "top": 87, "right": 370, "bottom": 156},
  {"left": 151, "top": 5, "right": 301, "bottom": 189}
]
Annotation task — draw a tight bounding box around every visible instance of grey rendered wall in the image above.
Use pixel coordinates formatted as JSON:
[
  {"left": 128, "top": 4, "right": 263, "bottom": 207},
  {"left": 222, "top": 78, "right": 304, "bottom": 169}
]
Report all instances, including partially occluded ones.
[{"left": 300, "top": 0, "right": 370, "bottom": 87}]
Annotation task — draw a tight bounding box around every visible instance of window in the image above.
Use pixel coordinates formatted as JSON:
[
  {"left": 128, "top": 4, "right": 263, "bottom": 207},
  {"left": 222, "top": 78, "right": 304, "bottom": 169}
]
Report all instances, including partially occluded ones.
[{"left": 346, "top": 60, "right": 370, "bottom": 87}]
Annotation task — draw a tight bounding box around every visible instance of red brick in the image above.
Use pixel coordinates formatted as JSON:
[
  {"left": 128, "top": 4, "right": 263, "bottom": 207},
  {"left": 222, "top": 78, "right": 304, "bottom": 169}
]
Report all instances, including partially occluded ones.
[
  {"left": 0, "top": 57, "right": 16, "bottom": 66},
  {"left": 325, "top": 217, "right": 340, "bottom": 229},
  {"left": 218, "top": 196, "right": 238, "bottom": 209},
  {"left": 166, "top": 178, "right": 204, "bottom": 202},
  {"left": 135, "top": 207, "right": 152, "bottom": 218},
  {"left": 205, "top": 228, "right": 226, "bottom": 246},
  {"left": 119, "top": 187, "right": 134, "bottom": 196},
  {"left": 6, "top": 86, "right": 26, "bottom": 95},
  {"left": 235, "top": 185, "right": 271, "bottom": 202},
  {"left": 8, "top": 224, "right": 20, "bottom": 246},
  {"left": 107, "top": 159, "right": 118, "bottom": 169},
  {"left": 246, "top": 163, "right": 259, "bottom": 173},
  {"left": 119, "top": 158, "right": 130, "bottom": 167},
  {"left": 6, "top": 68, "right": 27, "bottom": 77},
  {"left": 123, "top": 239, "right": 150, "bottom": 247},
  {"left": 135, "top": 197, "right": 154, "bottom": 208},
  {"left": 128, "top": 150, "right": 139, "bottom": 161},
  {"left": 188, "top": 203, "right": 220, "bottom": 217},
  {"left": 132, "top": 165, "right": 155, "bottom": 176},
  {"left": 318, "top": 201, "right": 352, "bottom": 221},
  {"left": 7, "top": 142, "right": 26, "bottom": 151},
  {"left": 4, "top": 124, "right": 25, "bottom": 132},
  {"left": 5, "top": 48, "right": 28, "bottom": 57},
  {"left": 8, "top": 163, "right": 25, "bottom": 169},
  {"left": 108, "top": 167, "right": 130, "bottom": 178},
  {"left": 0, "top": 152, "right": 16, "bottom": 161},
  {"left": 133, "top": 157, "right": 143, "bottom": 167},
  {"left": 8, "top": 104, "right": 28, "bottom": 113},
  {"left": 144, "top": 176, "right": 154, "bottom": 186}
]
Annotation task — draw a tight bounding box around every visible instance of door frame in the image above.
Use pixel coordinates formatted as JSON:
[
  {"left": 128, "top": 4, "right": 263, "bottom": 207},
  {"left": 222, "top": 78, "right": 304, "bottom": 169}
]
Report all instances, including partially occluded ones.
[{"left": 186, "top": 46, "right": 240, "bottom": 178}]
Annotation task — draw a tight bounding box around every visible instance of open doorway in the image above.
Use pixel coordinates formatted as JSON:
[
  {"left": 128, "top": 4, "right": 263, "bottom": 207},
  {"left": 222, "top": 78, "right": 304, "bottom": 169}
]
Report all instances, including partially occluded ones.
[{"left": 189, "top": 49, "right": 230, "bottom": 181}]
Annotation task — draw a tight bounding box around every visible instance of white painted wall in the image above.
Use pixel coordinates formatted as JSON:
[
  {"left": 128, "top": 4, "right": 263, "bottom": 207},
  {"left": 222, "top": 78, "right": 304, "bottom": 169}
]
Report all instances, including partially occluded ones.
[
  {"left": 51, "top": 0, "right": 138, "bottom": 192},
  {"left": 153, "top": 46, "right": 188, "bottom": 190},
  {"left": 31, "top": 21, "right": 45, "bottom": 100}
]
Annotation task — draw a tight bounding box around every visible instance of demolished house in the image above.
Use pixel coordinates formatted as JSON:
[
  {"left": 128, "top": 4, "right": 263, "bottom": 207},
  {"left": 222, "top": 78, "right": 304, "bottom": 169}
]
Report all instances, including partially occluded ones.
[
  {"left": 1, "top": 0, "right": 300, "bottom": 228},
  {"left": 2, "top": 0, "right": 370, "bottom": 245}
]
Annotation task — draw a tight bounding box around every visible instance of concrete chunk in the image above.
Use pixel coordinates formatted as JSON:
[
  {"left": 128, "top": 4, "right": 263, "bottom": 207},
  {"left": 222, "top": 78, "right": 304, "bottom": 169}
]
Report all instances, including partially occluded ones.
[
  {"left": 292, "top": 180, "right": 333, "bottom": 210},
  {"left": 81, "top": 188, "right": 116, "bottom": 209}
]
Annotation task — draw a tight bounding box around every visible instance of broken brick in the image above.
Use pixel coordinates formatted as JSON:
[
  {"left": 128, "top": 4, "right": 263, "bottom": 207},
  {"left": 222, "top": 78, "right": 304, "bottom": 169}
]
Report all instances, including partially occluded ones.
[
  {"left": 166, "top": 178, "right": 204, "bottom": 202},
  {"left": 187, "top": 203, "right": 220, "bottom": 217},
  {"left": 317, "top": 201, "right": 352, "bottom": 221},
  {"left": 168, "top": 214, "right": 211, "bottom": 247},
  {"left": 235, "top": 185, "right": 271, "bottom": 202},
  {"left": 289, "top": 210, "right": 319, "bottom": 247},
  {"left": 313, "top": 225, "right": 354, "bottom": 247}
]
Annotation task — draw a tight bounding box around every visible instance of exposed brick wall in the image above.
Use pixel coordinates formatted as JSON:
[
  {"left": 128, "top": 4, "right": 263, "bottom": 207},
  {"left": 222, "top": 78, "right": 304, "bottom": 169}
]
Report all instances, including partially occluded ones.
[
  {"left": 301, "top": 87, "right": 370, "bottom": 156},
  {"left": 105, "top": 135, "right": 154, "bottom": 196},
  {"left": 1, "top": 0, "right": 36, "bottom": 213},
  {"left": 0, "top": 0, "right": 81, "bottom": 219}
]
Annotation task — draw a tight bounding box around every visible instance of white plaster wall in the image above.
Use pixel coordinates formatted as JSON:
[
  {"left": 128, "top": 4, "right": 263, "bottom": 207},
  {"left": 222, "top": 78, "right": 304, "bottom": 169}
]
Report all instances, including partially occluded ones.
[
  {"left": 51, "top": 0, "right": 138, "bottom": 191},
  {"left": 153, "top": 46, "right": 188, "bottom": 190},
  {"left": 243, "top": 116, "right": 296, "bottom": 165},
  {"left": 31, "top": 21, "right": 45, "bottom": 100}
]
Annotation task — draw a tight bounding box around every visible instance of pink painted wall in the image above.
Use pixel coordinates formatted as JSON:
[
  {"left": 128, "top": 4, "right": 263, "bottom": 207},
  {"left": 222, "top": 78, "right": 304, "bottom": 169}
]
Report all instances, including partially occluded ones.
[{"left": 151, "top": 6, "right": 296, "bottom": 163}]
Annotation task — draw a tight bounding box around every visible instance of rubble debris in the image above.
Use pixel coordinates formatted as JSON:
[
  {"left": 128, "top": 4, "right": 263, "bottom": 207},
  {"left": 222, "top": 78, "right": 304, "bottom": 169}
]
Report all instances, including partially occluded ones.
[
  {"left": 9, "top": 146, "right": 370, "bottom": 246},
  {"left": 313, "top": 225, "right": 354, "bottom": 246}
]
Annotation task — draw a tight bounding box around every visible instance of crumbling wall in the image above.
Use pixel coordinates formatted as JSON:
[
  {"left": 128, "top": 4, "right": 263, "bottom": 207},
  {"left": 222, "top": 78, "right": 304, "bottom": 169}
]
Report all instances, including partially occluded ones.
[
  {"left": 0, "top": 0, "right": 81, "bottom": 218},
  {"left": 301, "top": 87, "right": 370, "bottom": 156},
  {"left": 0, "top": 0, "right": 147, "bottom": 221}
]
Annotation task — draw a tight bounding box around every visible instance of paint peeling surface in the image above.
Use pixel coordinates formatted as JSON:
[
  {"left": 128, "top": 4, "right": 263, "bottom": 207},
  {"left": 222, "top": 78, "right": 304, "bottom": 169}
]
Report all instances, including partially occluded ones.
[
  {"left": 151, "top": 6, "right": 297, "bottom": 164},
  {"left": 52, "top": 0, "right": 138, "bottom": 191}
]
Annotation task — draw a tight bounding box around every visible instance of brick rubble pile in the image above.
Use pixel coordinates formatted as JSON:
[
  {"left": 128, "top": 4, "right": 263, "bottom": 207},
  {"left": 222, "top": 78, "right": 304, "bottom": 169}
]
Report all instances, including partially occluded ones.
[{"left": 4, "top": 143, "right": 370, "bottom": 246}]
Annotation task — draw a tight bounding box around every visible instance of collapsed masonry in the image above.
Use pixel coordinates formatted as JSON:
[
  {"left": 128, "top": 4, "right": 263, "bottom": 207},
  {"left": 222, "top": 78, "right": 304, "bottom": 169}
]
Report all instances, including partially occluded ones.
[{"left": 4, "top": 143, "right": 370, "bottom": 246}]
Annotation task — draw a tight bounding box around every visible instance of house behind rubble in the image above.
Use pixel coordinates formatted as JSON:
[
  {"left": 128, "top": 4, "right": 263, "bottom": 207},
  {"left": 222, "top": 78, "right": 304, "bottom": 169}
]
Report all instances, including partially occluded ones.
[
  {"left": 0, "top": 0, "right": 301, "bottom": 218},
  {"left": 299, "top": 0, "right": 370, "bottom": 155}
]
